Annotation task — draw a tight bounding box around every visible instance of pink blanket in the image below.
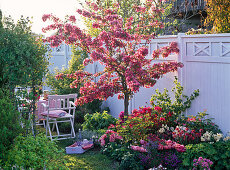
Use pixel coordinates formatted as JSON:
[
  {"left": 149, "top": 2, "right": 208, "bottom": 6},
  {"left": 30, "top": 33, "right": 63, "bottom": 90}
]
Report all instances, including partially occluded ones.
[{"left": 41, "top": 110, "right": 67, "bottom": 118}]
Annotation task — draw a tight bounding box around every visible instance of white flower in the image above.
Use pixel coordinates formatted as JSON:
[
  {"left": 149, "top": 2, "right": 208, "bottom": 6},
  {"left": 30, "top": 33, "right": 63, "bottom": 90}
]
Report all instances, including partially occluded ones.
[
  {"left": 224, "top": 136, "right": 230, "bottom": 141},
  {"left": 213, "top": 133, "right": 223, "bottom": 142},
  {"left": 158, "top": 128, "right": 165, "bottom": 133},
  {"left": 170, "top": 127, "right": 174, "bottom": 131},
  {"left": 201, "top": 131, "right": 212, "bottom": 141},
  {"left": 201, "top": 136, "right": 205, "bottom": 141},
  {"left": 162, "top": 124, "right": 169, "bottom": 131}
]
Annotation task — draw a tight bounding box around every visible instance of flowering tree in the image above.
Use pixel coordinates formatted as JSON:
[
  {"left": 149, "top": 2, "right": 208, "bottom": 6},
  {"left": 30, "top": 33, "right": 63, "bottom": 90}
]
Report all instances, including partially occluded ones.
[{"left": 43, "top": 0, "right": 183, "bottom": 117}]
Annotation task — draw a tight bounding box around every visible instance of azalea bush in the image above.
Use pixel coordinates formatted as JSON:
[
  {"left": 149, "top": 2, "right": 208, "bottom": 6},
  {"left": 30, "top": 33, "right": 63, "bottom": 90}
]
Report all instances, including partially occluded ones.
[
  {"left": 100, "top": 130, "right": 143, "bottom": 169},
  {"left": 115, "top": 106, "right": 174, "bottom": 143},
  {"left": 179, "top": 111, "right": 221, "bottom": 134}
]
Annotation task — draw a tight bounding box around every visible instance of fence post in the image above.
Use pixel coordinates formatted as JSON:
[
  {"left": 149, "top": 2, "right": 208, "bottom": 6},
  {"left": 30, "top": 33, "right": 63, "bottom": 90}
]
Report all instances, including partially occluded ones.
[{"left": 177, "top": 33, "right": 185, "bottom": 87}]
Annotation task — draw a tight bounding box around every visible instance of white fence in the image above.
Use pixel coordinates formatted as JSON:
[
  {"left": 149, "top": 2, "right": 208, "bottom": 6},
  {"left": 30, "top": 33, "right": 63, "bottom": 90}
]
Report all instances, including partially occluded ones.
[{"left": 48, "top": 33, "right": 230, "bottom": 134}]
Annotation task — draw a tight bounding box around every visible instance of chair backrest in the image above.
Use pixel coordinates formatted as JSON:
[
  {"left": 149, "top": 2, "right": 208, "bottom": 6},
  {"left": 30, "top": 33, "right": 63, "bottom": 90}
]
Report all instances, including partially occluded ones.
[{"left": 47, "top": 94, "right": 78, "bottom": 110}]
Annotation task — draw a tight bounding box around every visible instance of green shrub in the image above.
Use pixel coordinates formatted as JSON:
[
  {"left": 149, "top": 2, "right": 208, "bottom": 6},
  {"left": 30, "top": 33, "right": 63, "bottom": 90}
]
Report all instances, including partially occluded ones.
[
  {"left": 119, "top": 152, "right": 143, "bottom": 170},
  {"left": 181, "top": 141, "right": 230, "bottom": 169},
  {"left": 82, "top": 99, "right": 103, "bottom": 114},
  {"left": 150, "top": 77, "right": 199, "bottom": 117},
  {"left": 82, "top": 111, "right": 117, "bottom": 131},
  {"left": 102, "top": 142, "right": 143, "bottom": 170},
  {"left": 5, "top": 133, "right": 67, "bottom": 169},
  {"left": 0, "top": 89, "right": 22, "bottom": 165}
]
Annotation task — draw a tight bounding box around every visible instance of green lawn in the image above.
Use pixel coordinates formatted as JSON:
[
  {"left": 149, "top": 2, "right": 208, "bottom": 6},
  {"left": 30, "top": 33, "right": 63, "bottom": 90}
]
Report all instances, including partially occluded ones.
[{"left": 57, "top": 139, "right": 119, "bottom": 170}]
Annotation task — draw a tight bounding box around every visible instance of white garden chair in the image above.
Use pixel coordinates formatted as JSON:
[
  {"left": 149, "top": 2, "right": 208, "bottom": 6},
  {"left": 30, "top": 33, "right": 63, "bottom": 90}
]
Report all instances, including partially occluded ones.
[{"left": 41, "top": 94, "right": 78, "bottom": 140}]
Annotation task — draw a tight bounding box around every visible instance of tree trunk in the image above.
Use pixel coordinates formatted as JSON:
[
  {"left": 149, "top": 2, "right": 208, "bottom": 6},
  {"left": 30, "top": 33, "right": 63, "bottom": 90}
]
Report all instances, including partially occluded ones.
[{"left": 124, "top": 93, "right": 129, "bottom": 120}]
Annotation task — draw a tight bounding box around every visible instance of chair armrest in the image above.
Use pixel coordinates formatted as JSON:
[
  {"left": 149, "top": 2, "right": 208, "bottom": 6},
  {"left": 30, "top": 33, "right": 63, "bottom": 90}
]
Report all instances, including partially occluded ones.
[
  {"left": 18, "top": 106, "right": 28, "bottom": 112},
  {"left": 69, "top": 101, "right": 76, "bottom": 108},
  {"left": 41, "top": 103, "right": 48, "bottom": 108}
]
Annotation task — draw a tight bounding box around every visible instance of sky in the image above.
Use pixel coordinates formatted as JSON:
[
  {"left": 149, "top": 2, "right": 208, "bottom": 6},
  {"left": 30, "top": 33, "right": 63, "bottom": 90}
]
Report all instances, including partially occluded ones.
[{"left": 0, "top": 0, "right": 83, "bottom": 35}]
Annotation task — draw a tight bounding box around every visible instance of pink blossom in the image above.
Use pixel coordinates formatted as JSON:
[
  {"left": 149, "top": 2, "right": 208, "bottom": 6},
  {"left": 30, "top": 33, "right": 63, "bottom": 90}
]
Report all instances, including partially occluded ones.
[
  {"left": 154, "top": 106, "right": 162, "bottom": 112},
  {"left": 158, "top": 144, "right": 164, "bottom": 150},
  {"left": 140, "top": 139, "right": 146, "bottom": 145},
  {"left": 76, "top": 9, "right": 82, "bottom": 14},
  {"left": 83, "top": 58, "right": 91, "bottom": 66},
  {"left": 117, "top": 94, "right": 124, "bottom": 99},
  {"left": 92, "top": 22, "right": 100, "bottom": 28},
  {"left": 108, "top": 124, "right": 115, "bottom": 129},
  {"left": 174, "top": 143, "right": 186, "bottom": 152},
  {"left": 106, "top": 130, "right": 116, "bottom": 134},
  {"left": 42, "top": 14, "right": 51, "bottom": 22},
  {"left": 131, "top": 145, "right": 147, "bottom": 152},
  {"left": 160, "top": 117, "right": 165, "bottom": 121},
  {"left": 116, "top": 135, "right": 123, "bottom": 140},
  {"left": 69, "top": 16, "right": 76, "bottom": 22},
  {"left": 109, "top": 133, "right": 116, "bottom": 142}
]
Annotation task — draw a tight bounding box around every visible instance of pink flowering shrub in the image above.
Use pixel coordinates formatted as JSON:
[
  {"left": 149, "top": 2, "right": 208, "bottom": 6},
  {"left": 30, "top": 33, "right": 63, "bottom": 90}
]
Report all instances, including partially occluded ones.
[
  {"left": 172, "top": 126, "right": 203, "bottom": 145},
  {"left": 131, "top": 139, "right": 185, "bottom": 153},
  {"left": 193, "top": 157, "right": 213, "bottom": 170},
  {"left": 131, "top": 135, "right": 184, "bottom": 169},
  {"left": 99, "top": 130, "right": 123, "bottom": 147},
  {"left": 43, "top": 0, "right": 183, "bottom": 117},
  {"left": 145, "top": 135, "right": 186, "bottom": 153},
  {"left": 131, "top": 145, "right": 147, "bottom": 153}
]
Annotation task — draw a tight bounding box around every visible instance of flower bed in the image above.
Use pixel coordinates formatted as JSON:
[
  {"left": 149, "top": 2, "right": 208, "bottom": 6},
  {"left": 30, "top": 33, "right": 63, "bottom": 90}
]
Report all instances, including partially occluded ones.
[{"left": 96, "top": 80, "right": 230, "bottom": 169}]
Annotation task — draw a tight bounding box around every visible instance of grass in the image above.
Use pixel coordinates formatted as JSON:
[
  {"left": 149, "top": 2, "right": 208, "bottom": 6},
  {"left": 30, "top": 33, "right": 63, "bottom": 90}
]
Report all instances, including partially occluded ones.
[
  {"left": 57, "top": 139, "right": 119, "bottom": 170},
  {"left": 64, "top": 148, "right": 119, "bottom": 170},
  {"left": 36, "top": 126, "right": 119, "bottom": 169}
]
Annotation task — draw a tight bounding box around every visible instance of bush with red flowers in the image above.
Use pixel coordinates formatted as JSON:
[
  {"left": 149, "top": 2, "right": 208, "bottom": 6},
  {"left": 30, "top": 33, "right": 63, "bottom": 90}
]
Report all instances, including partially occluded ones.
[{"left": 115, "top": 106, "right": 175, "bottom": 143}]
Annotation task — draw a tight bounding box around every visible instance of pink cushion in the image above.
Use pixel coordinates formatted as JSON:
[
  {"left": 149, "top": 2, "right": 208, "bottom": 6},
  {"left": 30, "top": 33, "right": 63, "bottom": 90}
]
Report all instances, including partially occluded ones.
[{"left": 41, "top": 110, "right": 67, "bottom": 118}]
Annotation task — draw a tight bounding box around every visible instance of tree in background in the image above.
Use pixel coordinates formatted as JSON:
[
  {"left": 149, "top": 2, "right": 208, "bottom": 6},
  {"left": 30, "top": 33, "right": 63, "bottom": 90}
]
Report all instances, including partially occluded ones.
[
  {"left": 204, "top": 0, "right": 230, "bottom": 33},
  {"left": 0, "top": 10, "right": 49, "bottom": 134},
  {"left": 0, "top": 13, "right": 49, "bottom": 97},
  {"left": 43, "top": 0, "right": 183, "bottom": 117}
]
